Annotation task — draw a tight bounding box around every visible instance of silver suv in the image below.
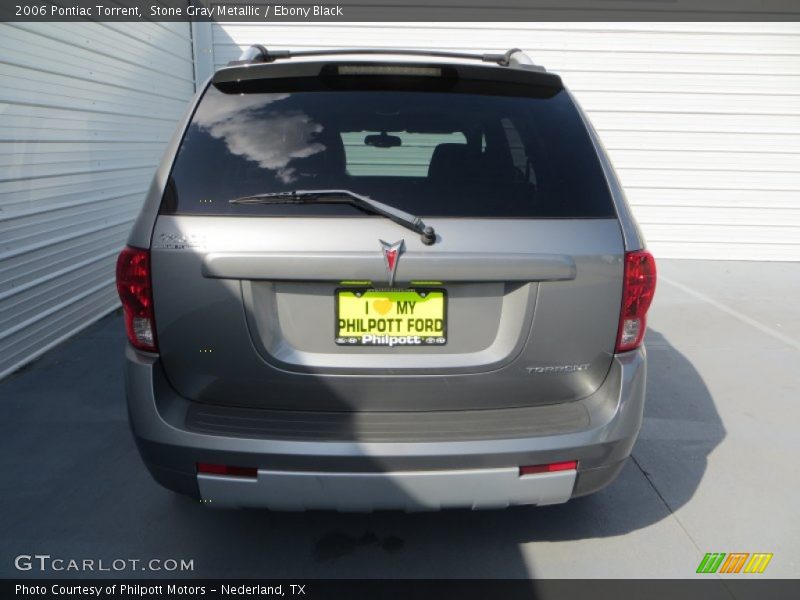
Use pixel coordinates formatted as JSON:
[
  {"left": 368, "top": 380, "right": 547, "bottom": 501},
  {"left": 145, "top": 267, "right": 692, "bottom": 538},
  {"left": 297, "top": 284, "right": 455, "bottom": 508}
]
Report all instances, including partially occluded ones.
[{"left": 117, "top": 47, "right": 656, "bottom": 511}]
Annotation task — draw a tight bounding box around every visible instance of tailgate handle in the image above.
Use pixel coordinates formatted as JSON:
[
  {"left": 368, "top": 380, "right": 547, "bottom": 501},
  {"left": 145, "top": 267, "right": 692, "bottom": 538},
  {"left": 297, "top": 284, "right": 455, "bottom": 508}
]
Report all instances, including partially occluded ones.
[{"left": 202, "top": 252, "right": 576, "bottom": 282}]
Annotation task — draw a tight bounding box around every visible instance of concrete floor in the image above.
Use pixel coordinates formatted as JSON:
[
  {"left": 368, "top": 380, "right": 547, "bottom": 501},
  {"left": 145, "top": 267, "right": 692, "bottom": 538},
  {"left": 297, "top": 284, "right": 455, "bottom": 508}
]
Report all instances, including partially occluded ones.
[{"left": 1, "top": 259, "right": 798, "bottom": 579}]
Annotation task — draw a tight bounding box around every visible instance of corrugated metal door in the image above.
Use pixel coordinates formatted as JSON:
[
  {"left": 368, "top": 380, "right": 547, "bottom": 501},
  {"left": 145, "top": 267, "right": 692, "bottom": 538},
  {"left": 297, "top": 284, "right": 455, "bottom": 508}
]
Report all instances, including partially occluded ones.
[
  {"left": 205, "top": 22, "right": 800, "bottom": 262},
  {"left": 0, "top": 23, "right": 196, "bottom": 379}
]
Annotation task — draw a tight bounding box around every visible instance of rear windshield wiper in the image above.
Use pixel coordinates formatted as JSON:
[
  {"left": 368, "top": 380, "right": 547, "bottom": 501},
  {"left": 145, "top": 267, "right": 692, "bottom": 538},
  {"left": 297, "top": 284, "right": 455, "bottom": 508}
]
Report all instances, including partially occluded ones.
[{"left": 229, "top": 189, "right": 436, "bottom": 245}]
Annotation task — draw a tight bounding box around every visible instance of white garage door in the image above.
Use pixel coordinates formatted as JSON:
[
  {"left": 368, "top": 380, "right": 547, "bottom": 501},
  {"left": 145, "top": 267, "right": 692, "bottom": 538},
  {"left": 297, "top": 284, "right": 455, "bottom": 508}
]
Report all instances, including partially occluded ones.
[
  {"left": 202, "top": 22, "right": 800, "bottom": 262},
  {"left": 0, "top": 23, "right": 196, "bottom": 379}
]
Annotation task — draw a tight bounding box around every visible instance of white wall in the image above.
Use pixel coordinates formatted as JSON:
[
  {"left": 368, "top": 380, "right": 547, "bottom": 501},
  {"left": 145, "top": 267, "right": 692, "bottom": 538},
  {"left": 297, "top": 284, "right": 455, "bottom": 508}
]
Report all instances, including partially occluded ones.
[
  {"left": 207, "top": 22, "right": 800, "bottom": 262},
  {"left": 0, "top": 23, "right": 196, "bottom": 379}
]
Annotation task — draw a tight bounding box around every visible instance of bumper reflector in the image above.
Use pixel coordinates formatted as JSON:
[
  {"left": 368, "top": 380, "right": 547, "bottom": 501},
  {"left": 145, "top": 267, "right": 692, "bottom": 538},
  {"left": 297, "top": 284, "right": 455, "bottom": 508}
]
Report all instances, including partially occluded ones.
[
  {"left": 519, "top": 461, "right": 578, "bottom": 476},
  {"left": 197, "top": 463, "right": 257, "bottom": 478}
]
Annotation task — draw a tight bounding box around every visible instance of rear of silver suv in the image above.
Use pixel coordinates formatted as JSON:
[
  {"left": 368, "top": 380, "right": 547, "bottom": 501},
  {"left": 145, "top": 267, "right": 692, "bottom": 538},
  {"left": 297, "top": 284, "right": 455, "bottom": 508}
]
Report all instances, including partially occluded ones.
[{"left": 118, "top": 47, "right": 656, "bottom": 511}]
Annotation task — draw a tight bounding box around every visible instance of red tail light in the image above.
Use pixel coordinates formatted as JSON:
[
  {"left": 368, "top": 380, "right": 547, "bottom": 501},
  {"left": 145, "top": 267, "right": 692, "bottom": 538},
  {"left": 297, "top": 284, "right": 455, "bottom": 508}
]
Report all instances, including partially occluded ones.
[
  {"left": 615, "top": 250, "right": 657, "bottom": 353},
  {"left": 519, "top": 461, "right": 578, "bottom": 476},
  {"left": 197, "top": 463, "right": 257, "bottom": 478},
  {"left": 116, "top": 246, "right": 158, "bottom": 352}
]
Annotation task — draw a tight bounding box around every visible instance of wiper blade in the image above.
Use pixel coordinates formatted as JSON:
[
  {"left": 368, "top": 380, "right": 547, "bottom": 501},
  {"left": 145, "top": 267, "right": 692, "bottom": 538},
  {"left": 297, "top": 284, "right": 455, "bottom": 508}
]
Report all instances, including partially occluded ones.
[{"left": 229, "top": 189, "right": 436, "bottom": 245}]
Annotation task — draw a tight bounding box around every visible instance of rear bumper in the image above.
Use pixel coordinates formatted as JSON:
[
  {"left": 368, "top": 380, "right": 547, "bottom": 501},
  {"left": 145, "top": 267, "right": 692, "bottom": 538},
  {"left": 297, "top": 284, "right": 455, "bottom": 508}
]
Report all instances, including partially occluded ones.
[
  {"left": 125, "top": 346, "right": 645, "bottom": 511},
  {"left": 198, "top": 468, "right": 577, "bottom": 511}
]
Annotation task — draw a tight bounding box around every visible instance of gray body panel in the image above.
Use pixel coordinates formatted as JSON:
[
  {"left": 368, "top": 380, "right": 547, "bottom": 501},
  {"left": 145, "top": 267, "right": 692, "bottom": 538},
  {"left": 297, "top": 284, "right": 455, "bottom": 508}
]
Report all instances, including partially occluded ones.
[
  {"left": 202, "top": 251, "right": 577, "bottom": 282},
  {"left": 126, "top": 345, "right": 645, "bottom": 507},
  {"left": 149, "top": 217, "right": 623, "bottom": 410},
  {"left": 128, "top": 346, "right": 644, "bottom": 470},
  {"left": 122, "top": 52, "right": 650, "bottom": 509}
]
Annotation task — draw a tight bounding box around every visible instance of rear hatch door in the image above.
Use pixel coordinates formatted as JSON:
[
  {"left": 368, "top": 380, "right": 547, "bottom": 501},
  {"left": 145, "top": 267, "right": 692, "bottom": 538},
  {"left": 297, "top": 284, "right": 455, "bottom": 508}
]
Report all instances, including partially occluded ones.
[{"left": 150, "top": 64, "right": 624, "bottom": 411}]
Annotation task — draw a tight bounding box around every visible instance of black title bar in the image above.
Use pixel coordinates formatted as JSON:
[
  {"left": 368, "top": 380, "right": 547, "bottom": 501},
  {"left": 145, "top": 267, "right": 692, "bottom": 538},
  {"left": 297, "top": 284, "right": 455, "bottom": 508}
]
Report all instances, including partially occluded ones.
[
  {"left": 5, "top": 579, "right": 800, "bottom": 600},
  {"left": 3, "top": 0, "right": 800, "bottom": 22}
]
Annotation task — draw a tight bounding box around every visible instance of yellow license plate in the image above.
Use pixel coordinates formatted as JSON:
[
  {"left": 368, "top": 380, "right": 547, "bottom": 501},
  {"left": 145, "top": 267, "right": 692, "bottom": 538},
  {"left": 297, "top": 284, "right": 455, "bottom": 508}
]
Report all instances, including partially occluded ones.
[{"left": 335, "top": 288, "right": 447, "bottom": 346}]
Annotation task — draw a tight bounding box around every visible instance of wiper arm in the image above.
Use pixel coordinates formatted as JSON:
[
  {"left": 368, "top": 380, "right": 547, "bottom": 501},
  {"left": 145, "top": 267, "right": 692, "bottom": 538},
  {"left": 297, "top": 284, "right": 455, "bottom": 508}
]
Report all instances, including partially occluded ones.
[{"left": 229, "top": 189, "right": 437, "bottom": 245}]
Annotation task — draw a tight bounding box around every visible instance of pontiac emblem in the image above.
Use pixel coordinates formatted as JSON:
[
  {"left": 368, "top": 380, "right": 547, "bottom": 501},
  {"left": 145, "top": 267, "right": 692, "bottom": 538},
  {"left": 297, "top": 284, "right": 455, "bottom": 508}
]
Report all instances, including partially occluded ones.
[{"left": 379, "top": 239, "right": 404, "bottom": 286}]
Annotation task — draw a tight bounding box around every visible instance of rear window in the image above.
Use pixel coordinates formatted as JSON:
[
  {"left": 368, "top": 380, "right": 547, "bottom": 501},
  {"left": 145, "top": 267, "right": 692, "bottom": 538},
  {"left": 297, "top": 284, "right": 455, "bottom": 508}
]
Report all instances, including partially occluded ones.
[{"left": 162, "top": 81, "right": 615, "bottom": 218}]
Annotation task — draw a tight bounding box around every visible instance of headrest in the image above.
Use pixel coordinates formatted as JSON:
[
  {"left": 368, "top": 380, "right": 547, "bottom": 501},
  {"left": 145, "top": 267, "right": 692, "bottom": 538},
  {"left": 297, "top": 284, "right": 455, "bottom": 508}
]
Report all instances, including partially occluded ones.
[{"left": 427, "top": 143, "right": 479, "bottom": 181}]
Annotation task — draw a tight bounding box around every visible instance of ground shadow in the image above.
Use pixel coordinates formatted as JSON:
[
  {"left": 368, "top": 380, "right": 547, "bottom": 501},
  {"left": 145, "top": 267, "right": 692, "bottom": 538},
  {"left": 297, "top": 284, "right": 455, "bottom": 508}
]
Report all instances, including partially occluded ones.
[{"left": 0, "top": 317, "right": 724, "bottom": 578}]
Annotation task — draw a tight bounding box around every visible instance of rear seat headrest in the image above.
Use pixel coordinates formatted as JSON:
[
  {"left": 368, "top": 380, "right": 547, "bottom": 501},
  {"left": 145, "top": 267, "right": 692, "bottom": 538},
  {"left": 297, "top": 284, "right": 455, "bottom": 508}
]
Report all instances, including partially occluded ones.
[{"left": 427, "top": 143, "right": 481, "bottom": 181}]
